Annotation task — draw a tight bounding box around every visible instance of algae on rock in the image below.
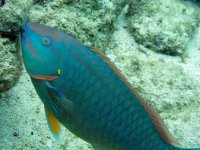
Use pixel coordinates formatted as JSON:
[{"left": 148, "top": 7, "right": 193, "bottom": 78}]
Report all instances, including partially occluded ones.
[
  {"left": 29, "top": 0, "right": 122, "bottom": 51},
  {"left": 0, "top": 38, "right": 21, "bottom": 92},
  {"left": 127, "top": 0, "right": 200, "bottom": 56},
  {"left": 0, "top": 0, "right": 31, "bottom": 39},
  {"left": 0, "top": 0, "right": 32, "bottom": 92}
]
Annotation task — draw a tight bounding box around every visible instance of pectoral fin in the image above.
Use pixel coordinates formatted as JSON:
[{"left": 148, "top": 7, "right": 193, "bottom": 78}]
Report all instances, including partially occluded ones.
[
  {"left": 45, "top": 82, "right": 74, "bottom": 113},
  {"left": 45, "top": 107, "right": 61, "bottom": 141}
]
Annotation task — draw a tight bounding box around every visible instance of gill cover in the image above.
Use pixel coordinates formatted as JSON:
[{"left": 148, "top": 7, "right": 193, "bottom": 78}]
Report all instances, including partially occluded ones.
[{"left": 21, "top": 22, "right": 65, "bottom": 79}]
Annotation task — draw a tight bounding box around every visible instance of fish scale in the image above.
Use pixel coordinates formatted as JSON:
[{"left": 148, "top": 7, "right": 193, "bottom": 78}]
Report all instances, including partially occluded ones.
[
  {"left": 74, "top": 60, "right": 161, "bottom": 149},
  {"left": 54, "top": 44, "right": 167, "bottom": 150},
  {"left": 21, "top": 22, "right": 200, "bottom": 150}
]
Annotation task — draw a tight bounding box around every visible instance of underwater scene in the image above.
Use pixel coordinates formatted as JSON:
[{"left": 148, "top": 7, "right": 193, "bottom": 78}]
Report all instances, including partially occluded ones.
[{"left": 0, "top": 0, "right": 200, "bottom": 149}]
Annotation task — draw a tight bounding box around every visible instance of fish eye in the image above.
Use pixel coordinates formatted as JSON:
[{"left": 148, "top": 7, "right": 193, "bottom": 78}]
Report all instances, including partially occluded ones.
[{"left": 42, "top": 36, "right": 51, "bottom": 46}]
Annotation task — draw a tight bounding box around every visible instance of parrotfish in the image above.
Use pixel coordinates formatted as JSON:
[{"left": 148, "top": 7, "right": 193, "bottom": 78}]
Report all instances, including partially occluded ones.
[{"left": 21, "top": 22, "right": 200, "bottom": 150}]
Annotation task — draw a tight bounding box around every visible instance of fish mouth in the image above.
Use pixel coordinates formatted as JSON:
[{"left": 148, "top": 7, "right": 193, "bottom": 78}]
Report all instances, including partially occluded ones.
[{"left": 29, "top": 74, "right": 59, "bottom": 81}]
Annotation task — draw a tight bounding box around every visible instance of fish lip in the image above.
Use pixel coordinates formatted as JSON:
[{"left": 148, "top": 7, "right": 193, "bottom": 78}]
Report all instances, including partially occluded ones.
[{"left": 29, "top": 73, "right": 59, "bottom": 81}]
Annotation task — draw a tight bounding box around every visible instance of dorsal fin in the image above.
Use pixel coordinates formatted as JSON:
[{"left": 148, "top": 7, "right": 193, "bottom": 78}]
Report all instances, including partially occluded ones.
[{"left": 88, "top": 46, "right": 182, "bottom": 148}]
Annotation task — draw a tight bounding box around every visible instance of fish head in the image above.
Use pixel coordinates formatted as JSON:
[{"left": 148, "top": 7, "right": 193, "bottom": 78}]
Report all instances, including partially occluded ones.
[{"left": 21, "top": 22, "right": 67, "bottom": 80}]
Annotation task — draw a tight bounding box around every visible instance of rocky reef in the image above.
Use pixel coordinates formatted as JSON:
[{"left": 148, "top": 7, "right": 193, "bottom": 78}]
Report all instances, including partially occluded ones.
[
  {"left": 0, "top": 38, "right": 21, "bottom": 92},
  {"left": 128, "top": 0, "right": 200, "bottom": 56},
  {"left": 0, "top": 0, "right": 30, "bottom": 92},
  {"left": 0, "top": 0, "right": 200, "bottom": 149}
]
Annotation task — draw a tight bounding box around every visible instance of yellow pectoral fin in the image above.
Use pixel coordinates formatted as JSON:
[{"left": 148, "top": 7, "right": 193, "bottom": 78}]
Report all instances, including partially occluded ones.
[{"left": 45, "top": 107, "right": 61, "bottom": 141}]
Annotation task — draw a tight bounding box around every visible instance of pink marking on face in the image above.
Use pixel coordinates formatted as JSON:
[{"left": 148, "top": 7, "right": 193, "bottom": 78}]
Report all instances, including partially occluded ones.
[
  {"left": 25, "top": 36, "right": 41, "bottom": 59},
  {"left": 29, "top": 74, "right": 59, "bottom": 81}
]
